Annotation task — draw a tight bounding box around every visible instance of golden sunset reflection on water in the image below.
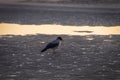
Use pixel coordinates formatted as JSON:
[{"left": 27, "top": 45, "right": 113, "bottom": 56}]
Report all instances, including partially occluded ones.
[{"left": 0, "top": 23, "right": 120, "bottom": 36}]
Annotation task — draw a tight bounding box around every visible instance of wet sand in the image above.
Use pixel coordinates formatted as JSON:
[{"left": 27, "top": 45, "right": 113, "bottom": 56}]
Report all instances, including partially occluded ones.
[{"left": 0, "top": 32, "right": 120, "bottom": 80}]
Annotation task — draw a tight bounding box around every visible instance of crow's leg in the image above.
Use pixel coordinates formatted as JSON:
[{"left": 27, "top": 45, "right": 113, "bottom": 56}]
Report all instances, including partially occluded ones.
[{"left": 52, "top": 49, "right": 56, "bottom": 54}]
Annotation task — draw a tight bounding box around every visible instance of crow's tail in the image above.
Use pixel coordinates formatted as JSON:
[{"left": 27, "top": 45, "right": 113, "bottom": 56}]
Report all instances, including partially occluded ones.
[{"left": 41, "top": 47, "right": 47, "bottom": 52}]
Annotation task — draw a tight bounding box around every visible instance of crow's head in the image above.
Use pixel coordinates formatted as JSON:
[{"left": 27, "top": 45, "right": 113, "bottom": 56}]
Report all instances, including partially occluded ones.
[{"left": 57, "top": 37, "right": 63, "bottom": 41}]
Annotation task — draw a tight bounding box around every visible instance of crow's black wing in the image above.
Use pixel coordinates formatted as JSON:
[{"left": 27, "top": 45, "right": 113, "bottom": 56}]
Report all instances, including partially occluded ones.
[
  {"left": 41, "top": 40, "right": 59, "bottom": 52},
  {"left": 46, "top": 41, "right": 59, "bottom": 49}
]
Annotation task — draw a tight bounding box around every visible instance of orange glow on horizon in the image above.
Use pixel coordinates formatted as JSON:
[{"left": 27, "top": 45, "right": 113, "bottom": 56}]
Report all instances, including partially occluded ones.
[{"left": 0, "top": 23, "right": 120, "bottom": 36}]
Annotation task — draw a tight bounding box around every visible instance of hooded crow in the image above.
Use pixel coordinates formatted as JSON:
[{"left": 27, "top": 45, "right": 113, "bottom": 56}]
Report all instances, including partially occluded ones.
[{"left": 41, "top": 37, "right": 63, "bottom": 53}]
